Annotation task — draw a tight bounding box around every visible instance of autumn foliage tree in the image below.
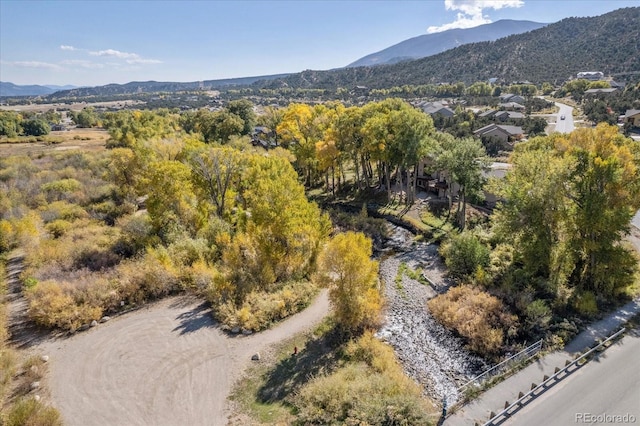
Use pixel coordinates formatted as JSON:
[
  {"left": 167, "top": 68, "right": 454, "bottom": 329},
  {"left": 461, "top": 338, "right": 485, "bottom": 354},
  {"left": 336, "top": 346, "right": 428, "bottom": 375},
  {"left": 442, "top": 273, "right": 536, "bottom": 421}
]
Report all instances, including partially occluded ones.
[
  {"left": 491, "top": 124, "right": 640, "bottom": 314},
  {"left": 316, "top": 232, "right": 381, "bottom": 333}
]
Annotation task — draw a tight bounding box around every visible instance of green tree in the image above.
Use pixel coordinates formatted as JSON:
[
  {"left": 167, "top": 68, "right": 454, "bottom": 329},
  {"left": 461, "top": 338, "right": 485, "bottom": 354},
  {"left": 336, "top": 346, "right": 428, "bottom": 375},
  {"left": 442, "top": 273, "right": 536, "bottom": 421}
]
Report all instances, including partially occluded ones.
[
  {"left": 559, "top": 125, "right": 640, "bottom": 296},
  {"left": 437, "top": 136, "right": 489, "bottom": 229},
  {"left": 0, "top": 111, "right": 22, "bottom": 137},
  {"left": 440, "top": 231, "right": 490, "bottom": 280},
  {"left": 317, "top": 232, "right": 381, "bottom": 333},
  {"left": 22, "top": 118, "right": 50, "bottom": 136},
  {"left": 490, "top": 142, "right": 575, "bottom": 293},
  {"left": 74, "top": 107, "right": 99, "bottom": 128},
  {"left": 226, "top": 99, "right": 256, "bottom": 136}
]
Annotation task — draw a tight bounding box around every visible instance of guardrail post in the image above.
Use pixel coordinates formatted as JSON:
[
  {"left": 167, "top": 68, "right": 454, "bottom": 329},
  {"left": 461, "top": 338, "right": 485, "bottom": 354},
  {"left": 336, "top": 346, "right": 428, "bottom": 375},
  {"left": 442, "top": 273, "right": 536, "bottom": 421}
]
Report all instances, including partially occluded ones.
[
  {"left": 531, "top": 382, "right": 537, "bottom": 390},
  {"left": 543, "top": 375, "right": 549, "bottom": 381},
  {"left": 518, "top": 391, "right": 524, "bottom": 398},
  {"left": 504, "top": 401, "right": 510, "bottom": 409},
  {"left": 555, "top": 367, "right": 560, "bottom": 373}
]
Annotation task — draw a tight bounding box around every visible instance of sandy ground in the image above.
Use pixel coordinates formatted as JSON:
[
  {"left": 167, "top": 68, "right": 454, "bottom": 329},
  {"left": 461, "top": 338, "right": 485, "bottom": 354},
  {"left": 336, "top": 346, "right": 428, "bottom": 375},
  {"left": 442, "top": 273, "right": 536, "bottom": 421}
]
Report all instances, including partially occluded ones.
[{"left": 35, "top": 291, "right": 330, "bottom": 426}]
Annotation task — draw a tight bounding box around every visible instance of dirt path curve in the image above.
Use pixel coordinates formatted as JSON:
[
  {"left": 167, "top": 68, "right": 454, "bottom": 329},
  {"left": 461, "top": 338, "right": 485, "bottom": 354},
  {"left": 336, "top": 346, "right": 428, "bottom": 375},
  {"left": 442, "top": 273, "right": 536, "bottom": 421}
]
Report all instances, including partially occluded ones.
[
  {"left": 36, "top": 290, "right": 330, "bottom": 426},
  {"left": 5, "top": 251, "right": 48, "bottom": 348}
]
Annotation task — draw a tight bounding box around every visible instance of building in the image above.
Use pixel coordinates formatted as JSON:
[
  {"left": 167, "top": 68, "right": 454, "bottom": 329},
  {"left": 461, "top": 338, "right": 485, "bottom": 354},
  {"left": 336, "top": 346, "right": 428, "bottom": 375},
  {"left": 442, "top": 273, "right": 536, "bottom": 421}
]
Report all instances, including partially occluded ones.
[
  {"left": 624, "top": 110, "right": 640, "bottom": 127},
  {"left": 421, "top": 101, "right": 455, "bottom": 117},
  {"left": 473, "top": 123, "right": 524, "bottom": 144},
  {"left": 577, "top": 71, "right": 604, "bottom": 81}
]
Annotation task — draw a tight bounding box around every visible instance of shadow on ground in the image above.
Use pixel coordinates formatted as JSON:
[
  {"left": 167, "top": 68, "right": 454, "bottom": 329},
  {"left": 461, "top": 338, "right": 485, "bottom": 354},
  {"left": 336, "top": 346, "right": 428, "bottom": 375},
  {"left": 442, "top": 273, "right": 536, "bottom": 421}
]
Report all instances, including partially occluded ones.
[
  {"left": 172, "top": 300, "right": 217, "bottom": 335},
  {"left": 257, "top": 329, "right": 344, "bottom": 403}
]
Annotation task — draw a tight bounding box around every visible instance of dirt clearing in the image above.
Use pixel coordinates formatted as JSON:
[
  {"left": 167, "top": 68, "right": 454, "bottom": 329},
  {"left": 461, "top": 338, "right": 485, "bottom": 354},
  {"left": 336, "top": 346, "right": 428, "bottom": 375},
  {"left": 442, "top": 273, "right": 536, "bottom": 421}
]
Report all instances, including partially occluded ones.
[{"left": 36, "top": 291, "right": 330, "bottom": 426}]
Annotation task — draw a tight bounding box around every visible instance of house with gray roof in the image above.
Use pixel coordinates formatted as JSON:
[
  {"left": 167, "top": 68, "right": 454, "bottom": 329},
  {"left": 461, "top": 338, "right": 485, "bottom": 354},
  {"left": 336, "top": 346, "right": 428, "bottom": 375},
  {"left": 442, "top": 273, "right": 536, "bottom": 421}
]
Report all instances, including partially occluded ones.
[
  {"left": 474, "top": 123, "right": 524, "bottom": 144},
  {"left": 422, "top": 101, "right": 455, "bottom": 117}
]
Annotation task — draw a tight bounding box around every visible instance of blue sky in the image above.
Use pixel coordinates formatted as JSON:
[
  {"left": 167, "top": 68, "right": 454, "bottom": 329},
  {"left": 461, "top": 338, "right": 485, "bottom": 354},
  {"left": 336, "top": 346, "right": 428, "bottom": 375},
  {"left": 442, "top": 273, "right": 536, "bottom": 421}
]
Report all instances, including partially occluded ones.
[{"left": 1, "top": 0, "right": 637, "bottom": 87}]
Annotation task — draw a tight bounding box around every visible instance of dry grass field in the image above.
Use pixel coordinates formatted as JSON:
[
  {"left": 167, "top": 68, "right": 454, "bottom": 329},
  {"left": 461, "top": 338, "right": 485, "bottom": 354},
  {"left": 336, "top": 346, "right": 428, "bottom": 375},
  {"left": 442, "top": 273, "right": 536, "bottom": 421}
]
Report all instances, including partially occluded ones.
[
  {"left": 0, "top": 100, "right": 143, "bottom": 113},
  {"left": 0, "top": 128, "right": 109, "bottom": 157}
]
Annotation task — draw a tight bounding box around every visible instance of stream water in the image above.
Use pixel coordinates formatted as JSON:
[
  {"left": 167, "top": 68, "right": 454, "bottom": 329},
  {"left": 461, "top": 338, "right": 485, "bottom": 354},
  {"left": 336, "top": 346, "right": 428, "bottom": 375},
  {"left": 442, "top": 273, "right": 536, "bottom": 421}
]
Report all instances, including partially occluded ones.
[{"left": 376, "top": 223, "right": 487, "bottom": 406}]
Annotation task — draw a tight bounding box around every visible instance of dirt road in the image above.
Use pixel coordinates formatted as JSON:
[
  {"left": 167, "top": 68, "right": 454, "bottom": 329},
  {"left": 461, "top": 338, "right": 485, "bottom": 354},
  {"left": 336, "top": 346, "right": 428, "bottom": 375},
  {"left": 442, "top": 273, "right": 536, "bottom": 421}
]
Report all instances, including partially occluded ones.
[{"left": 37, "top": 291, "right": 330, "bottom": 426}]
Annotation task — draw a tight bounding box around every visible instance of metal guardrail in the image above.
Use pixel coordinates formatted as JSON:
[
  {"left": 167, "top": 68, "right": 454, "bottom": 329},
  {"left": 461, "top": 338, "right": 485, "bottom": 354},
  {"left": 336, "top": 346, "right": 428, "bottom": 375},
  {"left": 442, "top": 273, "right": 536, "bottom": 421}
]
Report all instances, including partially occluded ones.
[
  {"left": 483, "top": 327, "right": 627, "bottom": 426},
  {"left": 458, "top": 339, "right": 544, "bottom": 393}
]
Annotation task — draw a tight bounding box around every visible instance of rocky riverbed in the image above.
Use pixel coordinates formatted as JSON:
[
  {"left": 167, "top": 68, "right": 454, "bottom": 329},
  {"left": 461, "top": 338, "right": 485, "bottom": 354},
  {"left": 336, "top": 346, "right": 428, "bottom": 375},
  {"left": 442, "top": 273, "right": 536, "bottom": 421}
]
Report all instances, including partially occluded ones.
[{"left": 376, "top": 224, "right": 487, "bottom": 405}]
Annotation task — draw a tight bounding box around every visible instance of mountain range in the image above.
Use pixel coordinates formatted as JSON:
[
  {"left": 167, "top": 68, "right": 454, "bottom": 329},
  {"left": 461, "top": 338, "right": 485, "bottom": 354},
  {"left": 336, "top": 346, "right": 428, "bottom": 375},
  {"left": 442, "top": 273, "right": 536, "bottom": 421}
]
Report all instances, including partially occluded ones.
[
  {"left": 347, "top": 19, "right": 546, "bottom": 68},
  {"left": 0, "top": 82, "right": 77, "bottom": 97},
  {"left": 255, "top": 7, "right": 640, "bottom": 90}
]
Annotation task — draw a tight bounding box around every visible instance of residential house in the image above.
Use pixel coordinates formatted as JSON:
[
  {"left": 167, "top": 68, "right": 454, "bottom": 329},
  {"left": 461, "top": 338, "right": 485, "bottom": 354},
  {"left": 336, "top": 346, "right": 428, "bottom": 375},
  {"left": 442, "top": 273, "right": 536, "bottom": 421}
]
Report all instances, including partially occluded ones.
[
  {"left": 478, "top": 109, "right": 497, "bottom": 119},
  {"left": 251, "top": 126, "right": 277, "bottom": 149},
  {"left": 499, "top": 93, "right": 526, "bottom": 104},
  {"left": 415, "top": 157, "right": 460, "bottom": 199},
  {"left": 474, "top": 123, "right": 524, "bottom": 144},
  {"left": 498, "top": 102, "right": 525, "bottom": 111},
  {"left": 584, "top": 88, "right": 618, "bottom": 96},
  {"left": 422, "top": 101, "right": 455, "bottom": 118},
  {"left": 494, "top": 111, "right": 525, "bottom": 123},
  {"left": 414, "top": 158, "right": 510, "bottom": 208},
  {"left": 624, "top": 110, "right": 640, "bottom": 127},
  {"left": 609, "top": 81, "right": 625, "bottom": 90},
  {"left": 50, "top": 123, "right": 66, "bottom": 131},
  {"left": 577, "top": 71, "right": 604, "bottom": 80}
]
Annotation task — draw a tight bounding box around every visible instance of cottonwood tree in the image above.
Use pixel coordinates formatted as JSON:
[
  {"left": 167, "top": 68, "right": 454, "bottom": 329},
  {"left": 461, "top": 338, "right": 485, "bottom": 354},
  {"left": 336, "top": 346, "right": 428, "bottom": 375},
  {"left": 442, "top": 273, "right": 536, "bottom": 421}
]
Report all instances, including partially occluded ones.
[
  {"left": 491, "top": 125, "right": 640, "bottom": 310},
  {"left": 437, "top": 136, "right": 489, "bottom": 229},
  {"left": 190, "top": 147, "right": 244, "bottom": 217},
  {"left": 317, "top": 231, "right": 381, "bottom": 333}
]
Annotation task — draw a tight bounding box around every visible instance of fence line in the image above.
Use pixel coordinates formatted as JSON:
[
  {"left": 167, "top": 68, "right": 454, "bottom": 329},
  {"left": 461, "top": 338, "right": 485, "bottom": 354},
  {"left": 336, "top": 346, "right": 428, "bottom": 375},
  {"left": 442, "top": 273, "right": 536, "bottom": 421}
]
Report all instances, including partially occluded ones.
[
  {"left": 458, "top": 339, "right": 544, "bottom": 393},
  {"left": 483, "top": 327, "right": 626, "bottom": 426}
]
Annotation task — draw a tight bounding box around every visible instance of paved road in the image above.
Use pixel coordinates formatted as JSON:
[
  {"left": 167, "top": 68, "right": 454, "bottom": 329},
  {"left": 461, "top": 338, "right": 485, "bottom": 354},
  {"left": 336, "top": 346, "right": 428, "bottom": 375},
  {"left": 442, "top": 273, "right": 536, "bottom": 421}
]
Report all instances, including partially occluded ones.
[
  {"left": 554, "top": 102, "right": 575, "bottom": 133},
  {"left": 503, "top": 331, "right": 640, "bottom": 426},
  {"left": 445, "top": 298, "right": 640, "bottom": 426}
]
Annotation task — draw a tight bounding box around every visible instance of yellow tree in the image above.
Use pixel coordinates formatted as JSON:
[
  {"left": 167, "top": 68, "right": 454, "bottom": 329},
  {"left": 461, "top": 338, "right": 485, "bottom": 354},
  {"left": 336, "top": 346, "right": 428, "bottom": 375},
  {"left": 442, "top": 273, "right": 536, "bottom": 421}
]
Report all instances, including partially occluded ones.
[
  {"left": 276, "top": 103, "right": 337, "bottom": 187},
  {"left": 557, "top": 124, "right": 640, "bottom": 296},
  {"left": 317, "top": 231, "right": 381, "bottom": 333},
  {"left": 315, "top": 139, "right": 340, "bottom": 195}
]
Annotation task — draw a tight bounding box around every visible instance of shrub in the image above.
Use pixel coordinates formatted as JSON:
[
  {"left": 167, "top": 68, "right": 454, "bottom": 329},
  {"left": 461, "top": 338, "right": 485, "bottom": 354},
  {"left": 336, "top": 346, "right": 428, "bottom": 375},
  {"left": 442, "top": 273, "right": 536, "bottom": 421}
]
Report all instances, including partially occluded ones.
[
  {"left": 26, "top": 281, "right": 102, "bottom": 331},
  {"left": 525, "top": 299, "right": 552, "bottom": 334},
  {"left": 573, "top": 291, "right": 598, "bottom": 317},
  {"left": 45, "top": 219, "right": 72, "bottom": 238},
  {"left": 428, "top": 285, "right": 517, "bottom": 356},
  {"left": 440, "top": 231, "right": 490, "bottom": 280},
  {"left": 3, "top": 397, "right": 62, "bottom": 426},
  {"left": 212, "top": 281, "right": 318, "bottom": 331},
  {"left": 295, "top": 333, "right": 435, "bottom": 425}
]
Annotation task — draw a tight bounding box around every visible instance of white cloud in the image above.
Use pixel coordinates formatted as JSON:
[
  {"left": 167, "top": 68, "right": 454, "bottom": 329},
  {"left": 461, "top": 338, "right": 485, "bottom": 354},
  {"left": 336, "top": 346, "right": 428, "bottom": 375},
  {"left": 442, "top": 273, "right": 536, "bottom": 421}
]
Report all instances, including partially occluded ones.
[
  {"left": 89, "top": 49, "right": 140, "bottom": 59},
  {"left": 427, "top": 0, "right": 524, "bottom": 33},
  {"left": 82, "top": 48, "right": 161, "bottom": 66},
  {"left": 11, "top": 61, "right": 62, "bottom": 70},
  {"left": 60, "top": 60, "right": 105, "bottom": 69},
  {"left": 126, "top": 58, "right": 163, "bottom": 65},
  {"left": 60, "top": 45, "right": 77, "bottom": 51}
]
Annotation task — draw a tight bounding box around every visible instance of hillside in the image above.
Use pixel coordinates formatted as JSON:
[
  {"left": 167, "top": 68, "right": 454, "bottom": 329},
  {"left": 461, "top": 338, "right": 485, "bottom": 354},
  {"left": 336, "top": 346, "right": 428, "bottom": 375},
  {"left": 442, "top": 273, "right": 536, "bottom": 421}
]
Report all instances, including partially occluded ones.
[
  {"left": 257, "top": 7, "right": 640, "bottom": 89},
  {"left": 348, "top": 20, "right": 546, "bottom": 68},
  {"left": 46, "top": 73, "right": 291, "bottom": 99},
  {"left": 1, "top": 82, "right": 55, "bottom": 97}
]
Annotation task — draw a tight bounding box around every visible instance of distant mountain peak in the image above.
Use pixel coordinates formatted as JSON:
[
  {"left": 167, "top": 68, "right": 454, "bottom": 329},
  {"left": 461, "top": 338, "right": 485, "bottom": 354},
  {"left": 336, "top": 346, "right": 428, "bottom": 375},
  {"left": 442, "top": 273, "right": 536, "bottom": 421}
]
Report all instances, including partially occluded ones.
[
  {"left": 347, "top": 19, "right": 547, "bottom": 68},
  {"left": 0, "top": 81, "right": 78, "bottom": 97}
]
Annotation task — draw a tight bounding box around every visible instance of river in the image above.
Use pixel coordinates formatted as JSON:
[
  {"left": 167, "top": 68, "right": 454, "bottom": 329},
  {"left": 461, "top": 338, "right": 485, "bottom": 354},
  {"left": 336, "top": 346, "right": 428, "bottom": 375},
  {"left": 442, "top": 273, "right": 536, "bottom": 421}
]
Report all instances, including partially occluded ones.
[{"left": 376, "top": 223, "right": 487, "bottom": 406}]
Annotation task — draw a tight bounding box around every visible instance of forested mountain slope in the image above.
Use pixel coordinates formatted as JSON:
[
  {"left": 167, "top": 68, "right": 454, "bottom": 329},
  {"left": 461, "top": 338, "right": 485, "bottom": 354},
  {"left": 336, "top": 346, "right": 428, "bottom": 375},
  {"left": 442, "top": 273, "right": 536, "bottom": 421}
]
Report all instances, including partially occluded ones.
[{"left": 257, "top": 7, "right": 640, "bottom": 89}]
